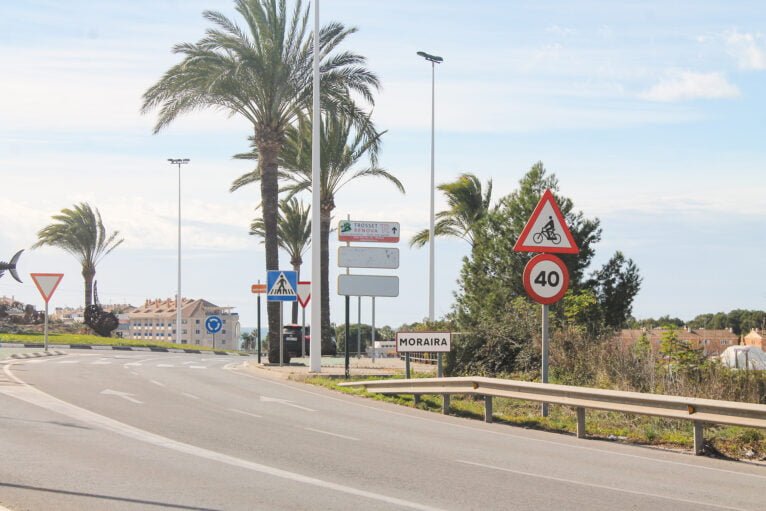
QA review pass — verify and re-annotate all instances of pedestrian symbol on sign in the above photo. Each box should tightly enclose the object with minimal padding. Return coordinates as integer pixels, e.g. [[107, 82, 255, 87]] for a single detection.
[[266, 270, 298, 302]]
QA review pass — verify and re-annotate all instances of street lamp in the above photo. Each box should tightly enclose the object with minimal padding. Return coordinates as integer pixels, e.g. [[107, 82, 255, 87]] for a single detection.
[[168, 158, 189, 344], [417, 51, 443, 323], [417, 50, 443, 375]]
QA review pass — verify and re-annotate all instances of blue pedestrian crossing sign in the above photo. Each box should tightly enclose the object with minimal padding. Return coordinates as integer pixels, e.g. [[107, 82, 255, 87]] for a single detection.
[[205, 315, 223, 334], [267, 270, 298, 302]]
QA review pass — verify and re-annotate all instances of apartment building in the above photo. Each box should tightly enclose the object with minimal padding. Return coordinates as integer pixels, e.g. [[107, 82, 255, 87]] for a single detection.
[[743, 329, 766, 350], [126, 298, 240, 349]]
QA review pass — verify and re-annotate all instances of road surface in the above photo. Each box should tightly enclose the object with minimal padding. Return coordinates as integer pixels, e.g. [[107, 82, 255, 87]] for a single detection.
[[0, 351, 762, 510]]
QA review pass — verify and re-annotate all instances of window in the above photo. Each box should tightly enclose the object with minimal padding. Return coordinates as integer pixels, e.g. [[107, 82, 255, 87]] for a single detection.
[[721, 340, 729, 346], [222, 330, 226, 334], [195, 319, 200, 324], [182, 329, 187, 334], [196, 330, 200, 334], [181, 340, 187, 344], [195, 340, 200, 345]]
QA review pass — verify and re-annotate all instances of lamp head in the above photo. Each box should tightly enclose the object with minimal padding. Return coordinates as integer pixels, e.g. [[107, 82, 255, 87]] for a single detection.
[[417, 51, 443, 63]]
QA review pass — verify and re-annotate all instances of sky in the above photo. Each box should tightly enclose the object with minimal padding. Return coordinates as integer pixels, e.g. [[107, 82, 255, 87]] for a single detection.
[[2, 0, 766, 330]]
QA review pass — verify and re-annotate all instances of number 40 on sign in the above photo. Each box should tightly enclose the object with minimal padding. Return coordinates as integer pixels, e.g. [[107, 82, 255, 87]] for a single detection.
[[523, 254, 570, 305]]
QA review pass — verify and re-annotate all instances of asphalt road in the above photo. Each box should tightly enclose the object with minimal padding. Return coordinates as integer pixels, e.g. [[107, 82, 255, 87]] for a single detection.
[[0, 351, 763, 510]]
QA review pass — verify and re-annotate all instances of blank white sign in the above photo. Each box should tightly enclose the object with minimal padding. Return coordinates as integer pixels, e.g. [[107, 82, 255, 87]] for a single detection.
[[337, 247, 399, 269], [337, 275, 399, 297]]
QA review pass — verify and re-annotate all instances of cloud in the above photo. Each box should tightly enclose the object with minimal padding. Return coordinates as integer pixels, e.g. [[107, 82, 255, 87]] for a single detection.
[[724, 30, 766, 70], [639, 71, 739, 102]]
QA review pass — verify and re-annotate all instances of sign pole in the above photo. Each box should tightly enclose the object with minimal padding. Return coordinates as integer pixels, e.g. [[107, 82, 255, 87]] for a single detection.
[[344, 295, 350, 379], [44, 301, 49, 352], [257, 290, 261, 364], [541, 303, 549, 417], [371, 297, 376, 364], [279, 302, 284, 367], [301, 305, 306, 359], [357, 297, 361, 358]]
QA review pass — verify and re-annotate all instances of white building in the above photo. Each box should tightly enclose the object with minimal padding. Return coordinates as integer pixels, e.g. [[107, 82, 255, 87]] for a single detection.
[[126, 298, 240, 349]]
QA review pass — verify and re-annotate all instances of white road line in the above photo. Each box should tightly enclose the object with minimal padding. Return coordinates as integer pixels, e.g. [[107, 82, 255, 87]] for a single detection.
[[181, 361, 195, 365], [57, 360, 79, 364], [124, 362, 142, 367], [188, 366, 207, 369], [229, 408, 262, 418], [455, 460, 749, 511], [181, 393, 200, 400], [227, 367, 766, 481], [150, 380, 165, 387], [304, 427, 359, 441], [92, 361, 112, 365], [156, 364, 175, 368], [0, 363, 443, 511]]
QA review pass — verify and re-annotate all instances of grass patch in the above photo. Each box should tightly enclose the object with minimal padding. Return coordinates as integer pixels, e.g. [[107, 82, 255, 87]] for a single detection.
[[305, 375, 766, 461], [0, 332, 240, 352]]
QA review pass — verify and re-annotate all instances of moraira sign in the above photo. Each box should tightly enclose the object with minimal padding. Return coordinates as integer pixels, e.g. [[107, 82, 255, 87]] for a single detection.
[[395, 332, 451, 353]]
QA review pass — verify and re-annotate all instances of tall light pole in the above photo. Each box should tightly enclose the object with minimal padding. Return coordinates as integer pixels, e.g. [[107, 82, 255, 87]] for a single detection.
[[417, 50, 443, 375], [309, 0, 322, 372], [168, 158, 189, 344]]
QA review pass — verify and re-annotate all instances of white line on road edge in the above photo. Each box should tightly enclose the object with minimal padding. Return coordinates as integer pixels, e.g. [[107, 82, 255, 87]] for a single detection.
[[228, 408, 262, 418], [304, 427, 359, 441], [0, 363, 444, 511], [227, 367, 766, 481], [455, 460, 750, 511], [181, 393, 200, 400], [150, 380, 165, 387]]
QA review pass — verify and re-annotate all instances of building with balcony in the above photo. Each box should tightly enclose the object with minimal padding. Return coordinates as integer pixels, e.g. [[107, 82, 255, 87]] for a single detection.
[[126, 298, 240, 349]]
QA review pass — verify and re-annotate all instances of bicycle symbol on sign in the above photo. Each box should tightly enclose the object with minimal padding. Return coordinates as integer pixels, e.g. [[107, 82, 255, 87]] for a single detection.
[[532, 216, 561, 245]]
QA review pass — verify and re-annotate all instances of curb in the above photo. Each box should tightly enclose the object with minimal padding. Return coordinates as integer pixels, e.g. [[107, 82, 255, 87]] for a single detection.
[[9, 350, 66, 359], [0, 343, 249, 356]]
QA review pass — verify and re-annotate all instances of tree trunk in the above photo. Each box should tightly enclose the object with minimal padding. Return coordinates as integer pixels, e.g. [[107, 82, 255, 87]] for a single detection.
[[257, 131, 282, 358], [82, 267, 95, 308], [320, 208, 333, 353]]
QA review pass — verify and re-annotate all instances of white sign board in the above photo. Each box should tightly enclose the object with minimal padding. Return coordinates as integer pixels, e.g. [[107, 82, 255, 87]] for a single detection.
[[337, 275, 399, 297], [338, 220, 400, 243], [30, 273, 64, 304], [396, 332, 451, 353], [338, 247, 399, 269]]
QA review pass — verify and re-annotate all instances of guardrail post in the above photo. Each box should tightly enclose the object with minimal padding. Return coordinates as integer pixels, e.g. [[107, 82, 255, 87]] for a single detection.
[[693, 421, 704, 455], [576, 407, 586, 438], [484, 395, 493, 423]]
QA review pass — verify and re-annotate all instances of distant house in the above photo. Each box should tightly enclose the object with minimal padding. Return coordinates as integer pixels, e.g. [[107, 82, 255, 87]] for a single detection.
[[126, 298, 240, 349], [743, 329, 766, 350], [619, 327, 739, 357]]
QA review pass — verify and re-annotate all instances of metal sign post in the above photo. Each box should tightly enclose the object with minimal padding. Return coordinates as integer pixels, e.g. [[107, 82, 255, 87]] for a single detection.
[[257, 292, 261, 363], [513, 189, 579, 418], [371, 297, 376, 363], [345, 296, 350, 379], [30, 273, 64, 352], [279, 302, 284, 366]]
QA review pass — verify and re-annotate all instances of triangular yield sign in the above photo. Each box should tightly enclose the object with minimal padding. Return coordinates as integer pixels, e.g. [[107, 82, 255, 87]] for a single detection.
[[30, 273, 64, 303], [297, 281, 311, 308], [267, 272, 297, 296], [513, 189, 579, 254]]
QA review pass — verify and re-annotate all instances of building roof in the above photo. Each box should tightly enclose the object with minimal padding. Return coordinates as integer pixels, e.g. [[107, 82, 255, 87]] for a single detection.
[[129, 298, 233, 319]]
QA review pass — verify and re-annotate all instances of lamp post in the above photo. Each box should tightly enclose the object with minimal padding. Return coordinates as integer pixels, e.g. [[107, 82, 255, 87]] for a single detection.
[[417, 50, 443, 374], [168, 158, 189, 344]]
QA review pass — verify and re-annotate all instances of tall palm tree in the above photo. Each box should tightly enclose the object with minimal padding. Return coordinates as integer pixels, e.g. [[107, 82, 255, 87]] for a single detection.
[[234, 111, 404, 352], [250, 197, 311, 323], [141, 0, 380, 353], [410, 173, 493, 248], [32, 203, 124, 308]]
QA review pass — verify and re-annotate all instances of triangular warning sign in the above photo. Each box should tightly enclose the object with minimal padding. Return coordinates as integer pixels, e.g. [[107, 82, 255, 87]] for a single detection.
[[30, 273, 64, 303], [297, 281, 311, 308], [268, 272, 297, 296], [513, 189, 579, 254]]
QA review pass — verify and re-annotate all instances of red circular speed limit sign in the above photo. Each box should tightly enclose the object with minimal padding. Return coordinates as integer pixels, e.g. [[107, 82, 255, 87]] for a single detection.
[[523, 254, 570, 305]]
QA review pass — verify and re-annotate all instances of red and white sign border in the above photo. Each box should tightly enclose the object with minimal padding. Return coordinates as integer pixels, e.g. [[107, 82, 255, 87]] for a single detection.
[[523, 254, 570, 305], [513, 189, 579, 254], [30, 273, 64, 304], [297, 281, 311, 308]]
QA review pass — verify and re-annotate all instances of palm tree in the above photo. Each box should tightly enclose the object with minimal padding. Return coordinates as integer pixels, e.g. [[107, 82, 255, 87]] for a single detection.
[[250, 197, 311, 323], [234, 111, 404, 352], [141, 0, 380, 354], [32, 203, 124, 308], [410, 173, 493, 248]]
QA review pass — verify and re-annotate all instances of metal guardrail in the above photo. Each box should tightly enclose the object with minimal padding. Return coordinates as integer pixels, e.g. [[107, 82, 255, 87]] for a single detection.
[[339, 376, 766, 455]]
